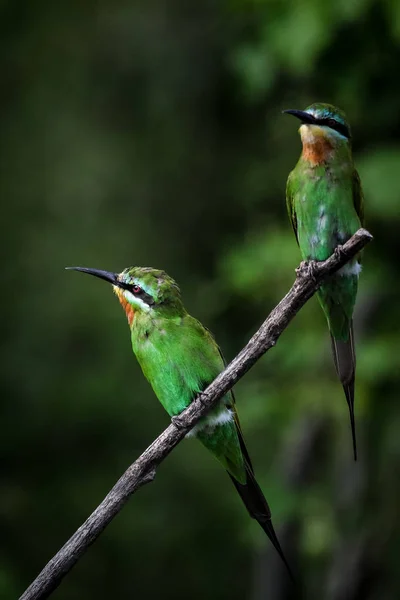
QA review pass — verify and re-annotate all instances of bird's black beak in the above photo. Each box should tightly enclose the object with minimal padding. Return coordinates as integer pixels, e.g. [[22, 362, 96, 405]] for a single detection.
[[66, 266, 120, 286], [283, 109, 317, 125]]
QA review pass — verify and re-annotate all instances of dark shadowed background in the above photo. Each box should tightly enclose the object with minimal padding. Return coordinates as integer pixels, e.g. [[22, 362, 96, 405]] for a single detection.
[[1, 1, 400, 599]]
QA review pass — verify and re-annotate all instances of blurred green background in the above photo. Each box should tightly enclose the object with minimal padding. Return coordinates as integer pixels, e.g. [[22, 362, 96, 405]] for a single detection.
[[1, 1, 400, 598]]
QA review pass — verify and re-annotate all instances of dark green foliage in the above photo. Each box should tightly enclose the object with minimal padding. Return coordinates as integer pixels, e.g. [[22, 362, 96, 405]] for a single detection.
[[1, 1, 399, 598]]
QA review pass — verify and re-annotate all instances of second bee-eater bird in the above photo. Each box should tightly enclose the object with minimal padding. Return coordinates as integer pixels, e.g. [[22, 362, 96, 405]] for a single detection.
[[67, 265, 293, 576], [284, 103, 364, 461]]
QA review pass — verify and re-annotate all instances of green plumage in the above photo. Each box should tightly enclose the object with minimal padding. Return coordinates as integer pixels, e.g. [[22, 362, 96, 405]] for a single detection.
[[287, 160, 362, 340], [68, 264, 292, 576], [132, 307, 246, 483], [284, 103, 364, 460]]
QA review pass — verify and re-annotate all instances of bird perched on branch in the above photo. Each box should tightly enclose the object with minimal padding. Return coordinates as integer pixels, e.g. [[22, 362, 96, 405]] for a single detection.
[[67, 265, 293, 577], [284, 103, 364, 460]]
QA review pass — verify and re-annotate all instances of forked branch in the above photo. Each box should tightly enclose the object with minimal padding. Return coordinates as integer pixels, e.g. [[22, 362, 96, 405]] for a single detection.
[[19, 228, 373, 600]]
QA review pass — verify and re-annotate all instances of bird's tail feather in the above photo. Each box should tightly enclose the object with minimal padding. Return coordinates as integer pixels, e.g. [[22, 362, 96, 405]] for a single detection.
[[228, 471, 294, 581], [228, 420, 294, 581], [330, 320, 357, 460]]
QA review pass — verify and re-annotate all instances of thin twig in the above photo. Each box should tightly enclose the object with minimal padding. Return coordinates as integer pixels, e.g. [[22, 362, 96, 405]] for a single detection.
[[19, 228, 373, 600]]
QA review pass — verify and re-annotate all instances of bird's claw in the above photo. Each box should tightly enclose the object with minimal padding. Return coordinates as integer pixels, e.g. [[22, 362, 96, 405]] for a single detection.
[[196, 391, 209, 407], [171, 392, 208, 430], [334, 244, 347, 261], [171, 415, 186, 430], [296, 259, 318, 283]]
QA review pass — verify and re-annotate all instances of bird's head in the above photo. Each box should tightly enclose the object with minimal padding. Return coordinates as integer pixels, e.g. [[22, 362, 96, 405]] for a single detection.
[[67, 266, 184, 326], [284, 103, 351, 158]]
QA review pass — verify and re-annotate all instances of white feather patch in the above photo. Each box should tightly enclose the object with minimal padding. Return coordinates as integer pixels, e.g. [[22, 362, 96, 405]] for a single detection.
[[206, 410, 234, 428], [318, 214, 327, 232], [299, 124, 316, 144], [338, 262, 362, 277], [186, 408, 233, 437], [123, 290, 151, 311]]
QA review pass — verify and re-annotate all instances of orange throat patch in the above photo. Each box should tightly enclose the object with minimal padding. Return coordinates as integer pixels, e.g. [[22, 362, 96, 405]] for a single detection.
[[302, 136, 333, 165], [116, 290, 135, 326]]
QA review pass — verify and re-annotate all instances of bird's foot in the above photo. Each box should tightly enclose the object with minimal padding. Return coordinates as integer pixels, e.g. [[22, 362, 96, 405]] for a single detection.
[[334, 244, 347, 261], [171, 414, 186, 430], [171, 392, 208, 430], [196, 391, 209, 407], [296, 259, 318, 283]]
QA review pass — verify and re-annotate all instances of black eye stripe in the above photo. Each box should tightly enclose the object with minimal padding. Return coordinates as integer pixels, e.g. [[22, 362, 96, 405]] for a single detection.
[[117, 281, 155, 306], [128, 284, 155, 306], [316, 117, 350, 139]]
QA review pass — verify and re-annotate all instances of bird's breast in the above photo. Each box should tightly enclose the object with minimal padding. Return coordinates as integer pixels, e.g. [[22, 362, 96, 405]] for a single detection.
[[302, 137, 334, 165], [117, 294, 135, 326]]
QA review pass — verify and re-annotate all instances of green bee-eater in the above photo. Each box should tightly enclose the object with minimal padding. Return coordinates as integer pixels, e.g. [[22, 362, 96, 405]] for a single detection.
[[284, 103, 364, 460], [68, 265, 292, 575]]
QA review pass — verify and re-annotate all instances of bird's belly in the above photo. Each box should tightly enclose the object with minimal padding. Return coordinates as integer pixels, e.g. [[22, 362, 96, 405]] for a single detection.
[[186, 405, 234, 438], [295, 180, 360, 262]]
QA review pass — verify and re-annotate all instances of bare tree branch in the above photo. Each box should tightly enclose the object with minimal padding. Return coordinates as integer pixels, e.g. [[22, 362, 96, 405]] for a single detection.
[[19, 228, 373, 600]]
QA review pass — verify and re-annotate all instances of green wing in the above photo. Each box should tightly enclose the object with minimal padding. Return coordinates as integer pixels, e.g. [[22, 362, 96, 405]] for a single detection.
[[199, 340, 291, 572], [185, 336, 250, 483], [285, 171, 298, 242], [352, 169, 364, 225], [134, 314, 224, 417], [214, 344, 254, 468]]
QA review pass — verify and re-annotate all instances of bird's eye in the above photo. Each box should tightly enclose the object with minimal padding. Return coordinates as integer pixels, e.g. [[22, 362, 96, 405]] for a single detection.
[[327, 118, 337, 128], [132, 285, 141, 294]]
